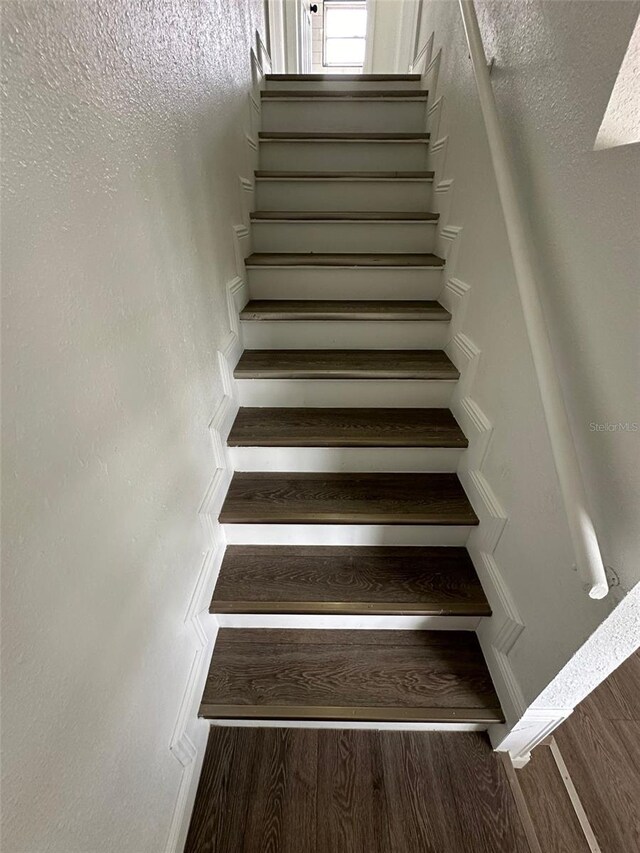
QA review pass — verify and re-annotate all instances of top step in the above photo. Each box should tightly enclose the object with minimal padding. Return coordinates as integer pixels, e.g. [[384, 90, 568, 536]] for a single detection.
[[265, 74, 423, 92], [262, 89, 428, 101]]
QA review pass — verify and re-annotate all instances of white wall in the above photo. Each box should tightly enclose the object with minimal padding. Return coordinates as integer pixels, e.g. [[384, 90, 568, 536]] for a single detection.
[[1, 1, 263, 851], [403, 0, 640, 722], [365, 0, 405, 72]]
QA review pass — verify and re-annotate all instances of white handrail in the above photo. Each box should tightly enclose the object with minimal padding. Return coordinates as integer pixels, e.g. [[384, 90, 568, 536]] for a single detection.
[[458, 0, 609, 599]]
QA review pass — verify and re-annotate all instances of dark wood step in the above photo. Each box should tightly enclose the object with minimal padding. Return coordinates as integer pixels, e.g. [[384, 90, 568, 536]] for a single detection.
[[239, 300, 449, 321], [245, 252, 445, 268], [250, 210, 439, 221], [234, 350, 458, 380], [262, 89, 428, 100], [199, 629, 502, 722], [211, 546, 490, 616], [266, 74, 422, 82], [254, 170, 434, 180], [259, 131, 430, 141], [228, 407, 467, 447], [219, 472, 478, 525]]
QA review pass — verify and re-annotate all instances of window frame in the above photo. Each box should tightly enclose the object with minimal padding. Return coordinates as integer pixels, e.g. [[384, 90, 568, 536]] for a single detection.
[[322, 0, 367, 69]]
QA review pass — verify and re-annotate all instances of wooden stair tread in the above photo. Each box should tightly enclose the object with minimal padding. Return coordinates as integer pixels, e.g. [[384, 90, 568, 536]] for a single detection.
[[200, 629, 502, 722], [239, 300, 449, 321], [219, 472, 478, 525], [250, 210, 439, 221], [245, 252, 445, 268], [211, 546, 490, 616], [228, 407, 467, 447], [255, 170, 434, 180], [259, 131, 430, 141], [265, 74, 422, 82], [234, 349, 458, 380], [262, 89, 428, 99]]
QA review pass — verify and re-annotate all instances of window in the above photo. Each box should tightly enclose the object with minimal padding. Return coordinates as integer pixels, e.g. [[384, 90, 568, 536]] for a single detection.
[[323, 1, 367, 68]]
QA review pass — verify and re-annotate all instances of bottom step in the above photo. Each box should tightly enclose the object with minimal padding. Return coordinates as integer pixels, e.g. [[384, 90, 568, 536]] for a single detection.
[[200, 629, 503, 725]]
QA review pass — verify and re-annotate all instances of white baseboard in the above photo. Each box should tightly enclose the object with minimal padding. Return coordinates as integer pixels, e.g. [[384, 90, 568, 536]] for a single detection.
[[210, 718, 488, 732], [491, 708, 573, 766], [214, 613, 482, 630]]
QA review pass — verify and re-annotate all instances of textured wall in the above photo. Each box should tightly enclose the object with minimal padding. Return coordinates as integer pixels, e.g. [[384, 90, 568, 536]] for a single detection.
[[476, 0, 640, 596], [1, 1, 263, 850], [414, 0, 639, 709]]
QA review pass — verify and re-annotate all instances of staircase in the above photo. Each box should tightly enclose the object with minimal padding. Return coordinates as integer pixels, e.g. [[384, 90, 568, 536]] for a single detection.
[[199, 73, 502, 728]]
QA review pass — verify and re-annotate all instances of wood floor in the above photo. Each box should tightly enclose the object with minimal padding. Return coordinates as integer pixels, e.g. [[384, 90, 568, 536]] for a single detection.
[[553, 649, 640, 852], [511, 649, 640, 853], [184, 729, 532, 853]]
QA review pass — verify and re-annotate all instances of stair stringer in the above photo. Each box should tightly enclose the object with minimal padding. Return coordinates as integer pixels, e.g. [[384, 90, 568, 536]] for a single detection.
[[162, 47, 261, 846], [423, 32, 575, 767]]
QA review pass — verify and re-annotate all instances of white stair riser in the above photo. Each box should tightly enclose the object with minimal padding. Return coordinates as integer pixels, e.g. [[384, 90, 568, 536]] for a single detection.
[[211, 718, 487, 731], [265, 79, 424, 92], [229, 446, 463, 473], [247, 267, 444, 300], [223, 523, 472, 546], [236, 379, 455, 408], [259, 141, 429, 171], [251, 220, 436, 253], [215, 614, 481, 630], [255, 179, 432, 212], [261, 100, 428, 133], [240, 319, 449, 349]]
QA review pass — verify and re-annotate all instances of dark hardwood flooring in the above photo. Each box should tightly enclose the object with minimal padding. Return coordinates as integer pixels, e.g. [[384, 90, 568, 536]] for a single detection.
[[199, 629, 502, 722], [227, 407, 467, 447], [210, 545, 490, 616], [233, 349, 458, 380], [245, 251, 444, 266], [551, 649, 640, 853], [219, 472, 478, 525], [185, 729, 531, 853], [239, 299, 449, 320], [516, 743, 591, 853]]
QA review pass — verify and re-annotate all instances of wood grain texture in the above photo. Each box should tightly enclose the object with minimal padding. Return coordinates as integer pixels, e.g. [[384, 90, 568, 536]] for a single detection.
[[259, 131, 430, 141], [241, 728, 317, 853], [183, 726, 259, 853], [516, 745, 591, 853], [227, 407, 467, 447], [441, 733, 533, 853], [553, 651, 640, 853], [238, 300, 449, 321], [186, 729, 532, 852], [317, 730, 390, 853], [245, 252, 444, 267], [200, 629, 501, 718], [250, 210, 439, 221], [261, 89, 428, 99], [211, 545, 490, 615], [233, 350, 457, 380], [254, 171, 434, 180], [219, 472, 478, 525]]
